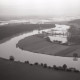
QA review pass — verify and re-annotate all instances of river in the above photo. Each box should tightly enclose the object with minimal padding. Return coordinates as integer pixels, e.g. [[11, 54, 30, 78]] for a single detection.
[[0, 29, 80, 70]]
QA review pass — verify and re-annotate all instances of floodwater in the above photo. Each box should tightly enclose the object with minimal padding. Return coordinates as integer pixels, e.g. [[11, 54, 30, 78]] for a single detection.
[[0, 29, 80, 70]]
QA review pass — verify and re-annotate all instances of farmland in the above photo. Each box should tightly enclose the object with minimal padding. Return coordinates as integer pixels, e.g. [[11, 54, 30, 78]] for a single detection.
[[0, 24, 55, 40], [17, 33, 80, 57]]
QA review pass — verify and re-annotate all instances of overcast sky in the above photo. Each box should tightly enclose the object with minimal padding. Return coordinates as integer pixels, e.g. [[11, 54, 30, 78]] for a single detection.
[[0, 0, 80, 17]]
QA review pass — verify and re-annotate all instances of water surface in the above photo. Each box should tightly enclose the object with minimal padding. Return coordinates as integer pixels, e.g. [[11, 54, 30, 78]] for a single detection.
[[0, 29, 80, 70]]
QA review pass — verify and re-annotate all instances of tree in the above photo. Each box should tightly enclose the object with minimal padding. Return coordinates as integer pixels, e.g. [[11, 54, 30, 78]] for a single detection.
[[43, 64, 47, 68], [53, 65, 57, 69], [34, 62, 38, 65], [73, 53, 78, 61], [73, 53, 78, 57], [24, 61, 29, 64], [62, 64, 67, 70], [41, 63, 43, 66], [9, 56, 14, 61]]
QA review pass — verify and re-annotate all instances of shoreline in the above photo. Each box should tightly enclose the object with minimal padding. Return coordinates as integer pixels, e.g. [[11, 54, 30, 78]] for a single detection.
[[0, 28, 80, 70], [17, 33, 80, 58], [0, 31, 29, 44]]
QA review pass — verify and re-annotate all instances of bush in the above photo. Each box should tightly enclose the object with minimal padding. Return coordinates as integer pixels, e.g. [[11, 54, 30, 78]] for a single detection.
[[62, 64, 67, 70], [66, 68, 72, 72], [34, 62, 38, 65], [9, 56, 14, 61], [74, 70, 80, 73], [53, 65, 57, 69], [43, 64, 47, 68], [41, 63, 44, 66], [48, 66, 52, 69], [24, 61, 29, 64], [69, 68, 76, 72], [30, 64, 33, 66], [57, 66, 64, 71]]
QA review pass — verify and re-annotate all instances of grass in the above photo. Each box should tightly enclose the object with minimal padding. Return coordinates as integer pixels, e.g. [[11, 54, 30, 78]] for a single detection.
[[17, 34, 70, 56], [0, 58, 80, 80], [0, 24, 54, 40], [17, 34, 80, 57], [55, 45, 80, 57]]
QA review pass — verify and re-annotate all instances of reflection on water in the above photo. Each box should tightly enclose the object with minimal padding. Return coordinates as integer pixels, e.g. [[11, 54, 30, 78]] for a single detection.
[[0, 29, 80, 70]]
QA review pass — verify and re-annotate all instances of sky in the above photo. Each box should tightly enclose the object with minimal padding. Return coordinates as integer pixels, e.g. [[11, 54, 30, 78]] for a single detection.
[[0, 0, 80, 17]]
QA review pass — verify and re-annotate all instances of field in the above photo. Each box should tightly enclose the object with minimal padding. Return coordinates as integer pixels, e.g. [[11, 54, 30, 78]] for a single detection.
[[0, 58, 80, 80], [0, 24, 54, 40], [17, 34, 80, 57]]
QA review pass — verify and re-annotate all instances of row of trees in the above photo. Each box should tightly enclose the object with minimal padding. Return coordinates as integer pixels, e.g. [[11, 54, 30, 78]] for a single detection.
[[9, 56, 79, 73], [25, 61, 79, 73]]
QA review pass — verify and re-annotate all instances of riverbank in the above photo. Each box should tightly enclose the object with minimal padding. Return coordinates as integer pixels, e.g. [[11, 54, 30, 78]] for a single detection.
[[17, 33, 80, 57], [0, 24, 54, 40], [0, 58, 80, 80], [0, 29, 80, 70]]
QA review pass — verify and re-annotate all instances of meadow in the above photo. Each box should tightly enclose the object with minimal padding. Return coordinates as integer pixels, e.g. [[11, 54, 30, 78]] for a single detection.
[[0, 58, 80, 80], [0, 24, 54, 40]]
